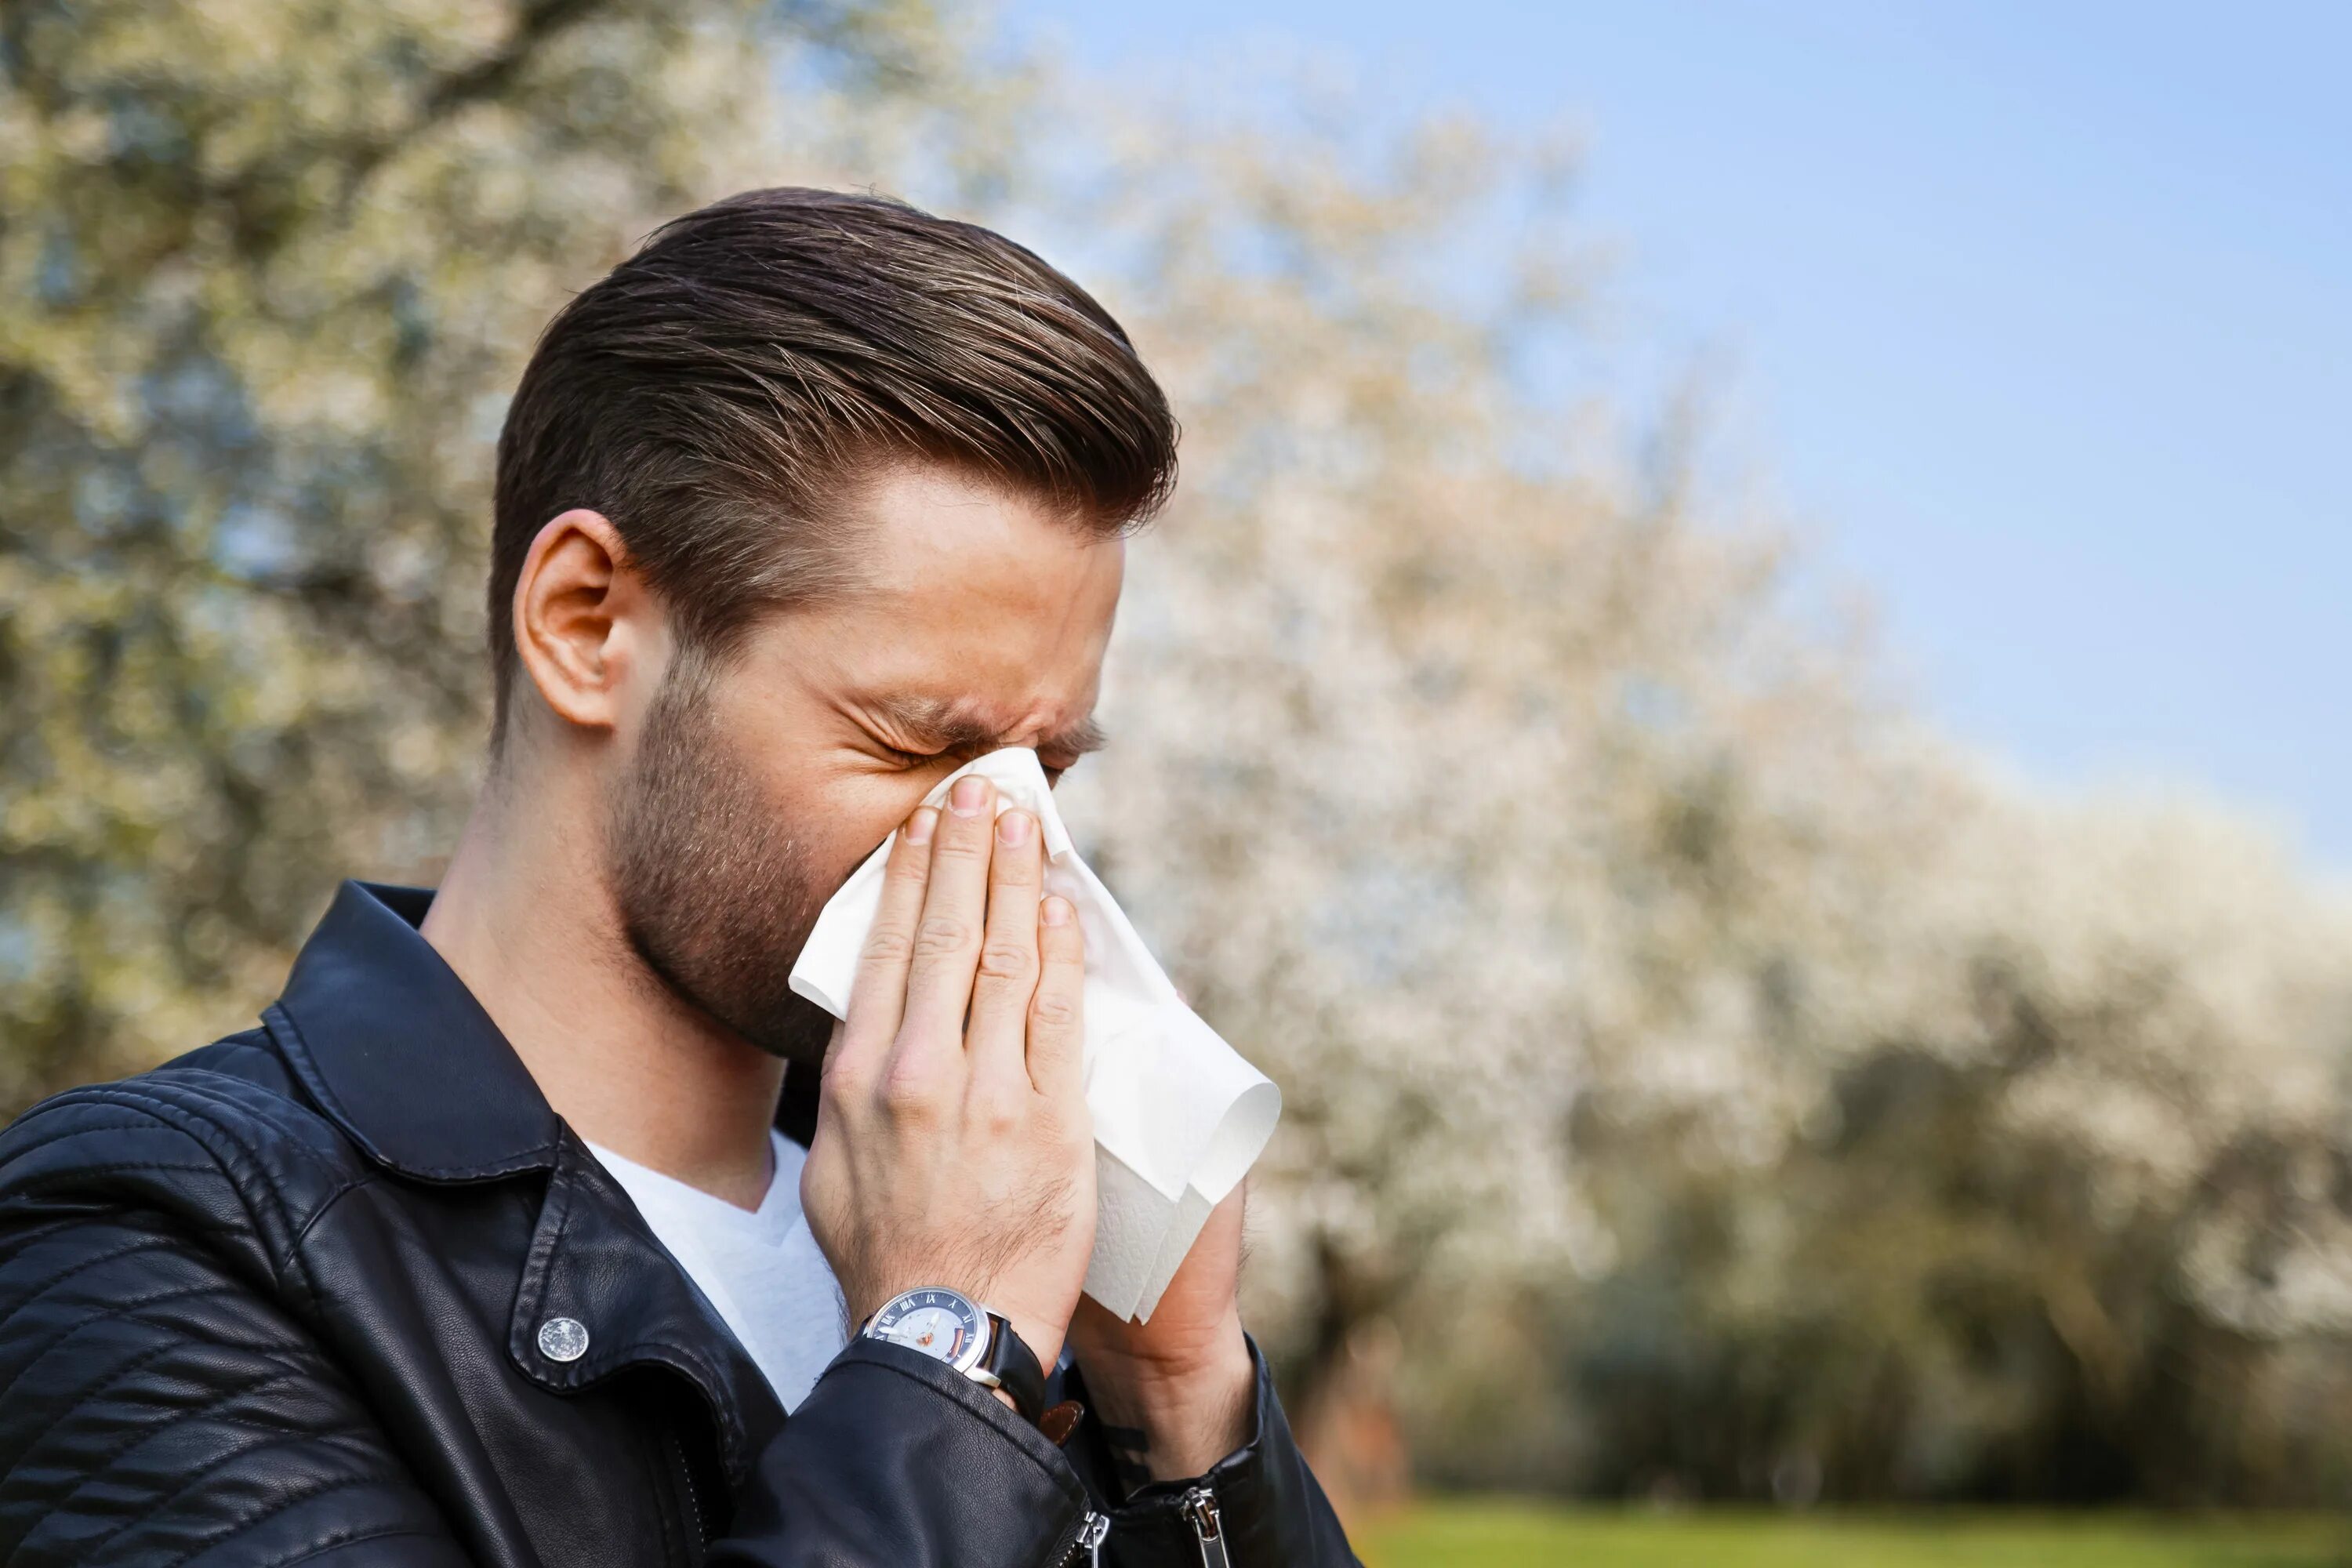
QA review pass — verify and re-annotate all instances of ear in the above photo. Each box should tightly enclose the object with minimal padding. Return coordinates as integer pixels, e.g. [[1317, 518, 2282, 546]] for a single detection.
[[510, 509, 658, 734]]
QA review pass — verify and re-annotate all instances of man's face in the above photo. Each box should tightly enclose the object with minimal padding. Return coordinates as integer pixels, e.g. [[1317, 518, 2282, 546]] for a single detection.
[[604, 465, 1125, 1065]]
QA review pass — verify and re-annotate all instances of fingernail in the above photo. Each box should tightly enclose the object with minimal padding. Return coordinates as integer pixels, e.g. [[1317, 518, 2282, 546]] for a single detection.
[[949, 776, 989, 816], [997, 810, 1032, 847], [906, 808, 937, 845], [1041, 895, 1072, 927]]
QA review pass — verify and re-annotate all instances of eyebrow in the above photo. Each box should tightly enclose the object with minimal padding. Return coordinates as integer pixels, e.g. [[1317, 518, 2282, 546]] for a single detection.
[[868, 695, 1107, 760]]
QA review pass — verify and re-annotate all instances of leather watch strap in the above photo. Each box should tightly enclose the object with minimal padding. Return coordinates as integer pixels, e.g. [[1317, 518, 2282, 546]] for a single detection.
[[982, 1312, 1049, 1424]]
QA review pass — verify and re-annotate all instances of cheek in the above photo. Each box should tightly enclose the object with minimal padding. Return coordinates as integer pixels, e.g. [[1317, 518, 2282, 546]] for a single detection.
[[776, 763, 951, 898], [695, 697, 916, 895], [693, 644, 949, 891], [829, 770, 952, 858]]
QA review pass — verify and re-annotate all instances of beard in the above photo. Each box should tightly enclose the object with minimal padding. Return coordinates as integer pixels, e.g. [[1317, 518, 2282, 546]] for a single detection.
[[605, 657, 840, 1065]]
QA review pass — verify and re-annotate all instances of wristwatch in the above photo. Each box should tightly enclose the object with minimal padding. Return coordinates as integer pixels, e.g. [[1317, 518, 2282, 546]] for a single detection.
[[859, 1287, 1048, 1423]]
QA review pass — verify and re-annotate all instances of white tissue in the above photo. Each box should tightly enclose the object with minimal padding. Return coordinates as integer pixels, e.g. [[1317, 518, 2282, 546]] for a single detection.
[[789, 748, 1281, 1322]]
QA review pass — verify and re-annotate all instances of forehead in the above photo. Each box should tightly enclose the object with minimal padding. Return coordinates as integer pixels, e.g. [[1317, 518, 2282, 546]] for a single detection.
[[771, 466, 1127, 730]]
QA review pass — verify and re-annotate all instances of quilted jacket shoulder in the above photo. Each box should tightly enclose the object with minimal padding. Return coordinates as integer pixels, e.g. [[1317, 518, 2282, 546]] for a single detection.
[[0, 1035, 465, 1567], [2, 1029, 372, 1270]]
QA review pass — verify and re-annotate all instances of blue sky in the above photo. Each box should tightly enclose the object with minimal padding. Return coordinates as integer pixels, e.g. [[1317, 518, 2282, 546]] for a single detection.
[[1000, 1, 2350, 869]]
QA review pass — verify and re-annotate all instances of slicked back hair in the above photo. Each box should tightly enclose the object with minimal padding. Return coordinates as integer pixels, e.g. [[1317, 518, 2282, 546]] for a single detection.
[[488, 187, 1178, 737]]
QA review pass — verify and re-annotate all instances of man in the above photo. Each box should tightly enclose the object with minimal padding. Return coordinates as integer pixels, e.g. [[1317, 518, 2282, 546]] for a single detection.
[[0, 189, 1355, 1566]]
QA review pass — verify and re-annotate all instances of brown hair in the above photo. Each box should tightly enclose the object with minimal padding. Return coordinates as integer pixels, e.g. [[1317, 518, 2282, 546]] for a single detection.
[[488, 187, 1178, 734]]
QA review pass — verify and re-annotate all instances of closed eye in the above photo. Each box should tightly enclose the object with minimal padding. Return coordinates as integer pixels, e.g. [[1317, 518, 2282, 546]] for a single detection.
[[871, 739, 991, 775], [864, 722, 1095, 782]]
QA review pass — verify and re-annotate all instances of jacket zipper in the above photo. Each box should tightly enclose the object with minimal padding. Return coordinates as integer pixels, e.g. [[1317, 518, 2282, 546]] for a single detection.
[[1052, 1508, 1109, 1566], [1181, 1486, 1230, 1568]]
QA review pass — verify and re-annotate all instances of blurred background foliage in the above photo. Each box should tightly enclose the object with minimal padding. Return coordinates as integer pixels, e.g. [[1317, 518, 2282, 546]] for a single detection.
[[5, 0, 2350, 1521]]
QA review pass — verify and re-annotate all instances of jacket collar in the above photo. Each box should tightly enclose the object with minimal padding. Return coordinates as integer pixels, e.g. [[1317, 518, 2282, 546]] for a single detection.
[[267, 880, 566, 1181], [263, 879, 788, 1482], [268, 880, 820, 1180]]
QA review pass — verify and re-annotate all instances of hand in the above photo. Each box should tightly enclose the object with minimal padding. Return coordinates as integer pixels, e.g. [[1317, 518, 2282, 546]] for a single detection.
[[801, 775, 1096, 1374], [1065, 1185, 1255, 1487]]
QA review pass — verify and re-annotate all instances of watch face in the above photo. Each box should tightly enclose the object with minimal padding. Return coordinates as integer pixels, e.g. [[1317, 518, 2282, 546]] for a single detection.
[[869, 1289, 987, 1373]]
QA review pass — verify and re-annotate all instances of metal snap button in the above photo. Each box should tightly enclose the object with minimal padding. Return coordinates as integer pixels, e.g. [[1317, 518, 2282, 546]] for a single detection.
[[538, 1316, 590, 1363]]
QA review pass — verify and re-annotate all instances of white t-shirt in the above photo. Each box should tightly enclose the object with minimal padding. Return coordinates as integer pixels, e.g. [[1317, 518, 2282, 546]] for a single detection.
[[586, 1131, 848, 1412]]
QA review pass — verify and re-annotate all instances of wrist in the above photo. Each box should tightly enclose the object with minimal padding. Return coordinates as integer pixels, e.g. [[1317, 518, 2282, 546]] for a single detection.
[[996, 1308, 1065, 1383], [1083, 1303, 1247, 1390], [851, 1281, 1069, 1422], [1078, 1315, 1254, 1485], [849, 1284, 1067, 1373]]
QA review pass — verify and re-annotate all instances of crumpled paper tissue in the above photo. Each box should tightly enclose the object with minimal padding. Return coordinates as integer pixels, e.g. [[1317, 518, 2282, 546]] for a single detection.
[[789, 747, 1281, 1322]]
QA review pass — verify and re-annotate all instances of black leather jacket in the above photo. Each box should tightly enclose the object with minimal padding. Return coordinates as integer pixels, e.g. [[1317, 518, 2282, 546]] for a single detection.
[[0, 881, 1355, 1567]]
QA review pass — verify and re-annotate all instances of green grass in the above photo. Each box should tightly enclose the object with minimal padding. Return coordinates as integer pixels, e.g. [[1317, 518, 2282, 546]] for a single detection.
[[1358, 1501, 2352, 1567]]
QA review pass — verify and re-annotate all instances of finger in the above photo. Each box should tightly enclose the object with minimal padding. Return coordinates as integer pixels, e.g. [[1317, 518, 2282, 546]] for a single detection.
[[834, 807, 937, 1080], [897, 772, 996, 1054], [1025, 894, 1087, 1100], [966, 807, 1044, 1087]]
